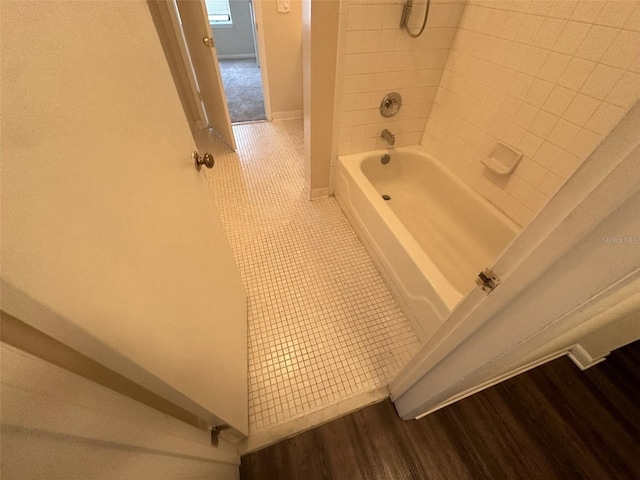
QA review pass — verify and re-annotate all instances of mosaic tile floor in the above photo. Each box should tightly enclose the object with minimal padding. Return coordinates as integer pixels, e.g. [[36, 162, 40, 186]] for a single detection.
[[205, 119, 420, 434]]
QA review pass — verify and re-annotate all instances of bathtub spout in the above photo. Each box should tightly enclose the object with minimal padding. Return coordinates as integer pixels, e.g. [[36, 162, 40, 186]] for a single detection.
[[381, 129, 395, 146]]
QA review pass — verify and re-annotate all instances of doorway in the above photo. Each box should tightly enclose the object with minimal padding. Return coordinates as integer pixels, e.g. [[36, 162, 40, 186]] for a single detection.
[[205, 0, 266, 123]]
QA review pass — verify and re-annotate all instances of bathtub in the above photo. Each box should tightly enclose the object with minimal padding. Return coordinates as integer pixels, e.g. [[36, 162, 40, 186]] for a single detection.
[[335, 146, 520, 342]]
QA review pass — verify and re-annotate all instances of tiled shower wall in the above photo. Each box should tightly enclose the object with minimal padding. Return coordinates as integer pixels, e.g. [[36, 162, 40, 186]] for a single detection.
[[330, 0, 465, 186], [422, 0, 640, 227]]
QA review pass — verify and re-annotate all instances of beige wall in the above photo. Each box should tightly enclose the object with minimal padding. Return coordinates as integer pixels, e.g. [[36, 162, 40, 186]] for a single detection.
[[330, 0, 465, 191], [304, 0, 341, 195], [422, 0, 640, 227], [212, 0, 257, 58], [261, 0, 304, 116]]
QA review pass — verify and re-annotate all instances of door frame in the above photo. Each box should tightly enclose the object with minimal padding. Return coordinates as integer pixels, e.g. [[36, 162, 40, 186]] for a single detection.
[[155, 0, 272, 123], [251, 0, 272, 120], [147, 0, 208, 135], [391, 101, 640, 419], [149, 0, 240, 147]]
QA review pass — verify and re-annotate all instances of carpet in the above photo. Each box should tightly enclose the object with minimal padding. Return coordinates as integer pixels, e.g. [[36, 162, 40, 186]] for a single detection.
[[218, 58, 266, 123]]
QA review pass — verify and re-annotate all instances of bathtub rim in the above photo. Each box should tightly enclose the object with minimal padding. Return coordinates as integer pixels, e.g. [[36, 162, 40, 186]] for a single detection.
[[337, 145, 521, 312], [337, 146, 461, 313]]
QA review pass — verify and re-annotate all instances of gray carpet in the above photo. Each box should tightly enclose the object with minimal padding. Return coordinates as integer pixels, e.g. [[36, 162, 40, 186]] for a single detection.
[[218, 58, 266, 123]]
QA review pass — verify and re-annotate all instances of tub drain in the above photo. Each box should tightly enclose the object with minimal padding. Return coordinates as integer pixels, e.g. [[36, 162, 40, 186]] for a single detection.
[[382, 194, 391, 201]]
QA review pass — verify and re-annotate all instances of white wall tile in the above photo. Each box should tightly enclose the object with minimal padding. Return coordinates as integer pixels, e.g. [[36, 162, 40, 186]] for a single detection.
[[525, 78, 554, 106], [625, 4, 640, 31], [534, 17, 567, 49], [547, 118, 580, 149], [554, 21, 591, 55], [518, 131, 544, 158], [347, 5, 367, 31], [364, 4, 384, 30], [345, 31, 364, 54], [500, 193, 523, 218], [509, 73, 535, 100], [549, 1, 579, 20], [552, 150, 582, 178], [562, 93, 601, 126], [534, 141, 564, 169], [557, 57, 596, 90], [529, 1, 554, 17], [335, 0, 640, 228], [518, 157, 547, 186], [418, 0, 640, 227], [538, 171, 565, 196], [524, 189, 550, 212], [600, 30, 640, 70], [571, 0, 606, 23], [521, 47, 551, 76], [517, 14, 546, 44], [580, 63, 624, 99], [542, 85, 576, 116], [377, 30, 396, 52], [596, 0, 639, 28], [362, 30, 382, 53], [513, 205, 536, 226], [575, 25, 619, 62], [530, 109, 559, 137], [606, 72, 640, 108], [504, 123, 526, 145], [567, 128, 602, 158], [513, 102, 539, 130], [584, 102, 625, 135], [332, 0, 464, 165], [539, 52, 571, 82], [381, 4, 403, 30]]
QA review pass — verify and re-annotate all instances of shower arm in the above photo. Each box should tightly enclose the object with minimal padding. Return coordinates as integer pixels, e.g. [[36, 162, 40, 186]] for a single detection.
[[399, 0, 430, 39]]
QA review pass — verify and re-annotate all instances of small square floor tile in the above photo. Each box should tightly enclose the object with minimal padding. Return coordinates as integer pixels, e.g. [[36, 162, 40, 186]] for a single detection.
[[206, 119, 420, 434]]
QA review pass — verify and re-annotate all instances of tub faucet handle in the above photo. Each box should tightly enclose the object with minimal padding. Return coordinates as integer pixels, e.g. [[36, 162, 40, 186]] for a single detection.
[[381, 129, 396, 146]]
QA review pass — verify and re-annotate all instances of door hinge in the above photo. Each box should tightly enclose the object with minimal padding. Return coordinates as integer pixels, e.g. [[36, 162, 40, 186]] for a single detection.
[[203, 36, 215, 48], [210, 424, 230, 447], [476, 268, 501, 294]]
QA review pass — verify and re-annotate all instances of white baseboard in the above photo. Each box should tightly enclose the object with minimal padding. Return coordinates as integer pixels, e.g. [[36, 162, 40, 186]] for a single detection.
[[239, 386, 389, 455], [309, 187, 329, 199], [568, 344, 608, 370], [217, 54, 256, 60], [414, 349, 569, 420], [413, 344, 611, 420], [272, 110, 303, 120]]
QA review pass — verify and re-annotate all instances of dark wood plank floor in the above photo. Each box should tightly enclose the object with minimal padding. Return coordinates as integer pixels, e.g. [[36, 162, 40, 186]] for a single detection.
[[241, 341, 640, 480]]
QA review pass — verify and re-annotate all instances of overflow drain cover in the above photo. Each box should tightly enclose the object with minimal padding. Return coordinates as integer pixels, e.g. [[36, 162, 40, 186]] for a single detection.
[[382, 194, 391, 201]]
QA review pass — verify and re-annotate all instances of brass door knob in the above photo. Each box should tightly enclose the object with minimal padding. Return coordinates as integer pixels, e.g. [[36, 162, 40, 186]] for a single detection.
[[193, 151, 214, 171]]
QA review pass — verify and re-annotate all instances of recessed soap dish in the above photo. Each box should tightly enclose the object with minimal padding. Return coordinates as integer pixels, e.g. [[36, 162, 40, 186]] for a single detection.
[[481, 142, 523, 175]]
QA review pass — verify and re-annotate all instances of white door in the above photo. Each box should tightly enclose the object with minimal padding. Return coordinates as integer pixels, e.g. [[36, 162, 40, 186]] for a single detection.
[[1, 0, 247, 436], [176, 0, 237, 149]]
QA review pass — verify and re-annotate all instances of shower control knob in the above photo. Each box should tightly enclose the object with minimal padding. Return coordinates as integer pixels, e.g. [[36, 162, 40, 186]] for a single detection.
[[380, 92, 402, 117], [193, 151, 215, 171]]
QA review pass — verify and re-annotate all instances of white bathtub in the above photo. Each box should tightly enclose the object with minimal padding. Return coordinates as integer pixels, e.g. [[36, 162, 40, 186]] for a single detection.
[[335, 146, 520, 341]]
